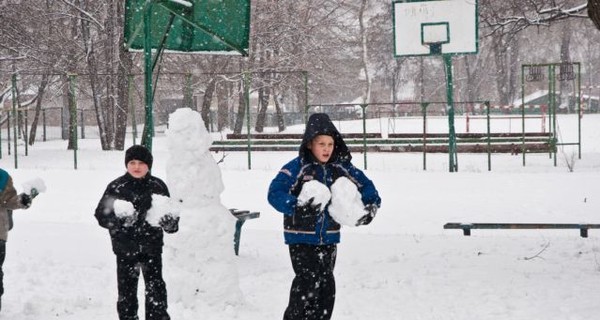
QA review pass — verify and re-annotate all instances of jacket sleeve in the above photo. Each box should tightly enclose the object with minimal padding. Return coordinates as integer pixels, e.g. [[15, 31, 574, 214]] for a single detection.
[[0, 177, 28, 211], [94, 185, 121, 230], [267, 159, 300, 216], [346, 162, 381, 207]]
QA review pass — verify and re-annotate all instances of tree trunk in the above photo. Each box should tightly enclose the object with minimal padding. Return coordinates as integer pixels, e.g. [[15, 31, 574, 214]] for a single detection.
[[254, 86, 269, 133], [216, 80, 230, 131], [28, 74, 48, 145], [273, 87, 285, 132], [589, 0, 600, 30], [115, 0, 131, 150], [234, 79, 246, 134], [201, 77, 216, 131], [80, 4, 109, 150]]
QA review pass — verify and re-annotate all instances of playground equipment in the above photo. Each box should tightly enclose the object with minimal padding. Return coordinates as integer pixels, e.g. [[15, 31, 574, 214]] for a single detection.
[[393, 0, 479, 172]]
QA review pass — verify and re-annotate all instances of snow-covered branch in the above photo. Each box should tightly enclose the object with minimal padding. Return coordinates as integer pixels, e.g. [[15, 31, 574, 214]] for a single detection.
[[59, 0, 104, 30], [483, 2, 588, 37]]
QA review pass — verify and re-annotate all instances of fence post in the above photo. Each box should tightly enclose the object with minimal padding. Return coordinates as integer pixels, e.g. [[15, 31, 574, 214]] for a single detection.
[[485, 101, 491, 171], [421, 102, 428, 171], [244, 71, 252, 170], [361, 104, 368, 170], [11, 73, 18, 169]]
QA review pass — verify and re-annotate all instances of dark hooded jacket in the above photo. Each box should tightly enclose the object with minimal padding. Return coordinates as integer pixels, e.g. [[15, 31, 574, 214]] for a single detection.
[[268, 113, 381, 245], [94, 172, 170, 256]]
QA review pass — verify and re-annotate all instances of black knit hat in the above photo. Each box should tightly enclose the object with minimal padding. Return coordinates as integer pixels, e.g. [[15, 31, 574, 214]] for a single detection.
[[125, 145, 153, 169]]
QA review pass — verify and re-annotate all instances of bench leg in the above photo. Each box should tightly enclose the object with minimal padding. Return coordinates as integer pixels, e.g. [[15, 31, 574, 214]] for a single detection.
[[234, 220, 246, 256], [462, 228, 471, 236], [580, 228, 588, 238]]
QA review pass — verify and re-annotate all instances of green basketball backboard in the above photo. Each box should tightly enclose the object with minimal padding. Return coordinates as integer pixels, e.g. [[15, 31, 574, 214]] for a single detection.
[[124, 0, 250, 55]]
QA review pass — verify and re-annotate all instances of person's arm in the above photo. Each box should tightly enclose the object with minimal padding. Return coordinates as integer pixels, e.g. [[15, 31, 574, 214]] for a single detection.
[[267, 159, 300, 216], [94, 186, 121, 230], [347, 163, 381, 207], [0, 177, 31, 210]]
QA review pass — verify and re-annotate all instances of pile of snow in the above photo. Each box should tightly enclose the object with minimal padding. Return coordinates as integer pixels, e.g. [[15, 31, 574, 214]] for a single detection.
[[328, 177, 366, 226]]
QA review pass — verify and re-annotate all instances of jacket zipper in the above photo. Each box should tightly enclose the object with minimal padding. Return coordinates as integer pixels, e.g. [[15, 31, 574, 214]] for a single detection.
[[319, 164, 327, 245]]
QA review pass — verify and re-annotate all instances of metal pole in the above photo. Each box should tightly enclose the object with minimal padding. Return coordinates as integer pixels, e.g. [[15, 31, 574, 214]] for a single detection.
[[443, 54, 457, 172], [143, 2, 154, 151], [245, 72, 252, 170], [486, 101, 491, 171], [361, 104, 367, 170], [422, 102, 428, 171], [521, 64, 526, 166], [577, 62, 581, 159], [11, 74, 18, 169], [551, 65, 557, 166]]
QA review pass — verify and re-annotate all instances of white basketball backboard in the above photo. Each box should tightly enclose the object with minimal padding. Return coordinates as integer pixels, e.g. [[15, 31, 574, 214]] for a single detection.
[[393, 0, 478, 57]]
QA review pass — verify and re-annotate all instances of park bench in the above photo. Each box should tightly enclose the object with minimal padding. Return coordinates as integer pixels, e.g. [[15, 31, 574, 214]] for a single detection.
[[210, 133, 384, 152], [443, 222, 600, 238], [229, 208, 260, 255], [385, 132, 554, 154], [210, 132, 555, 154]]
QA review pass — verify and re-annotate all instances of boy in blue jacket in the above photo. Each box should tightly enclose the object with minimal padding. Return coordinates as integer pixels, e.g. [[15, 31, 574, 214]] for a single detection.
[[268, 113, 381, 320]]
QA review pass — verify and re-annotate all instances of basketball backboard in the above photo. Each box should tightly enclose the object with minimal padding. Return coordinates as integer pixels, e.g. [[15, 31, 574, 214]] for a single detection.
[[124, 0, 250, 55], [393, 0, 478, 57]]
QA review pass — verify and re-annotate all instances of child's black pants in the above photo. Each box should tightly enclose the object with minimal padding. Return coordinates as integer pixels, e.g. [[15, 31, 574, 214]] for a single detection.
[[116, 253, 170, 320], [284, 243, 337, 320]]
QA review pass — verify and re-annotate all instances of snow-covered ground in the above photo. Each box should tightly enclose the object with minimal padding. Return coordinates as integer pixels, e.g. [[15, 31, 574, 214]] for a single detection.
[[0, 113, 599, 319]]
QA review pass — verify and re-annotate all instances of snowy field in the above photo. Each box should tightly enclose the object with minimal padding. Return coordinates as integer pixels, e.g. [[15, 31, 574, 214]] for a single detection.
[[0, 113, 599, 319]]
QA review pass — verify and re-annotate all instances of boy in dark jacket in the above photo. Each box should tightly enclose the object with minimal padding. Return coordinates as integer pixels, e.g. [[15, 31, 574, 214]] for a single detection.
[[0, 169, 32, 311], [268, 113, 381, 320], [95, 145, 179, 320]]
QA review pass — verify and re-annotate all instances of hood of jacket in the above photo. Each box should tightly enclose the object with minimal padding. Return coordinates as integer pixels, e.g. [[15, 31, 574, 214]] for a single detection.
[[0, 169, 9, 193], [299, 113, 351, 163]]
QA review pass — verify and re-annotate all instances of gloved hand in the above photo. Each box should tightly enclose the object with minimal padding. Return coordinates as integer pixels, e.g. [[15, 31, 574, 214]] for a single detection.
[[295, 197, 322, 218], [159, 214, 180, 234], [121, 214, 137, 228], [20, 193, 32, 208], [356, 203, 378, 226]]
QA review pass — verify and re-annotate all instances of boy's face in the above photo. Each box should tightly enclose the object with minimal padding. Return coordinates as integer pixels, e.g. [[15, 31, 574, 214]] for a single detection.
[[127, 160, 149, 179], [308, 135, 334, 164]]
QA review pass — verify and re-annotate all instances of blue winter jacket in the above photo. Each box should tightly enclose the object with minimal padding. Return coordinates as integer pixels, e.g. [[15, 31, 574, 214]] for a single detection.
[[267, 113, 381, 245]]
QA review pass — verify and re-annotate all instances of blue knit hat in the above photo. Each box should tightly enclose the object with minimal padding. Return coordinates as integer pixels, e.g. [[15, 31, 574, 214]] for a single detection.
[[0, 168, 9, 193]]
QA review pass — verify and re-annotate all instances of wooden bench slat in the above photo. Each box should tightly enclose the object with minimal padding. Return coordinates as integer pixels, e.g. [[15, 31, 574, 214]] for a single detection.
[[210, 132, 555, 154]]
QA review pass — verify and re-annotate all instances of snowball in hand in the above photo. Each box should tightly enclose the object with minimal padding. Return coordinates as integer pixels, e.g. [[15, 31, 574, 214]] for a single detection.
[[22, 178, 47, 197], [113, 199, 135, 218], [298, 180, 331, 210], [146, 194, 181, 227], [328, 177, 366, 227]]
